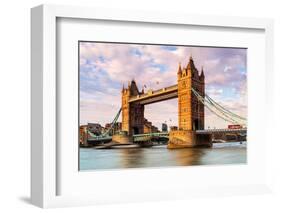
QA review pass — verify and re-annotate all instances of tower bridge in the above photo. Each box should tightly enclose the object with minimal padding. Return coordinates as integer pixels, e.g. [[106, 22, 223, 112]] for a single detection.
[[83, 56, 247, 149], [122, 56, 205, 135], [121, 56, 208, 148]]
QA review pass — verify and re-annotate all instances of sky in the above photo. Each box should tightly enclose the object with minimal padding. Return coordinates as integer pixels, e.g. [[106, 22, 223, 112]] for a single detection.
[[79, 42, 247, 129]]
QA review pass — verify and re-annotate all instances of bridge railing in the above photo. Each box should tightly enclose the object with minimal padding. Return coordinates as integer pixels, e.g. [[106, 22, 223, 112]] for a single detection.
[[196, 128, 247, 133], [133, 132, 169, 137]]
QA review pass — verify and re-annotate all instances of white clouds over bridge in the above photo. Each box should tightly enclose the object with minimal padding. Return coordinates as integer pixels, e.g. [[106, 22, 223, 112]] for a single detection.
[[79, 42, 247, 129]]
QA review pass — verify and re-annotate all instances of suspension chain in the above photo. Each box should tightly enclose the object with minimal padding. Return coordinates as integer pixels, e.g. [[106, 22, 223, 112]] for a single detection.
[[191, 88, 246, 126]]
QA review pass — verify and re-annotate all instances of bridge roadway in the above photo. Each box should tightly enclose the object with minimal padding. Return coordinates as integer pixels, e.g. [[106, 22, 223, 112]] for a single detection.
[[133, 128, 247, 136], [195, 128, 247, 134], [128, 84, 178, 105], [133, 132, 169, 142], [87, 128, 247, 142]]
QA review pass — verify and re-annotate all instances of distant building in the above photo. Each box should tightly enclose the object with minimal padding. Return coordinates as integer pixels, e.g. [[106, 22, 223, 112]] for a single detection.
[[104, 122, 122, 135], [162, 123, 168, 132], [114, 122, 122, 132], [170, 126, 178, 131], [143, 118, 159, 134], [104, 123, 111, 129], [88, 123, 103, 135]]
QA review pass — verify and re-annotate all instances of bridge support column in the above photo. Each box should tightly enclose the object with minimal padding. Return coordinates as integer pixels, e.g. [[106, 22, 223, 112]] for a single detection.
[[168, 130, 212, 149], [112, 131, 133, 144]]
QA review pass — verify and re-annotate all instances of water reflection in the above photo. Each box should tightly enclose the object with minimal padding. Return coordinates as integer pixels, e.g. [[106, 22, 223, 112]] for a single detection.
[[170, 148, 205, 166], [120, 148, 145, 168], [79, 142, 247, 171]]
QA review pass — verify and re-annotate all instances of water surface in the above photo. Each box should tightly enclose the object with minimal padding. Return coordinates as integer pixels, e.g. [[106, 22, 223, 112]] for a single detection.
[[79, 142, 247, 171]]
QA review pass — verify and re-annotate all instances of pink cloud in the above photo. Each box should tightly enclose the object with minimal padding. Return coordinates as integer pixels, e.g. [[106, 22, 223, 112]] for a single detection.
[[79, 42, 247, 129]]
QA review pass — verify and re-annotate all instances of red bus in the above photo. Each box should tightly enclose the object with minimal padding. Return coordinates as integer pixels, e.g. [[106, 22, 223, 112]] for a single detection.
[[228, 124, 242, 129]]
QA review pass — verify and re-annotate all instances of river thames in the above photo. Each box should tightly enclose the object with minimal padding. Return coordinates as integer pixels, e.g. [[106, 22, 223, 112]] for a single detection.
[[79, 142, 246, 170]]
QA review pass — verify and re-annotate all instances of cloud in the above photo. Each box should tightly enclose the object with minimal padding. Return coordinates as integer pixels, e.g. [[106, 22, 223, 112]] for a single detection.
[[79, 42, 247, 129]]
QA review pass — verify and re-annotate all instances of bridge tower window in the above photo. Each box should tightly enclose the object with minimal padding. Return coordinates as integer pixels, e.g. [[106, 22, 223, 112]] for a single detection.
[[193, 119, 199, 130]]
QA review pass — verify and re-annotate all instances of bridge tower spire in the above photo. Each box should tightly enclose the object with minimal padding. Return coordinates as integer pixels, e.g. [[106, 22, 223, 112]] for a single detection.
[[177, 62, 182, 77], [200, 66, 205, 80]]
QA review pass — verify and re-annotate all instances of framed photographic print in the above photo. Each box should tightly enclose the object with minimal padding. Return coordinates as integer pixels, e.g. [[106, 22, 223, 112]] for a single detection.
[[78, 41, 247, 171], [31, 4, 274, 208]]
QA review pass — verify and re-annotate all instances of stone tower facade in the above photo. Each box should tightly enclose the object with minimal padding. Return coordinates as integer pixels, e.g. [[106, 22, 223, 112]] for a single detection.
[[121, 80, 144, 135], [177, 56, 205, 131]]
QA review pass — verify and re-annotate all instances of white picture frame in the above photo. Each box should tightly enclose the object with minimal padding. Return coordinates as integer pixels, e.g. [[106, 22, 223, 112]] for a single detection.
[[31, 4, 274, 208]]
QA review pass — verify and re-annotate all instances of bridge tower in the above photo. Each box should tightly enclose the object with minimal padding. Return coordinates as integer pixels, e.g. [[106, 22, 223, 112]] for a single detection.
[[177, 56, 205, 131], [121, 80, 144, 136], [168, 56, 211, 148]]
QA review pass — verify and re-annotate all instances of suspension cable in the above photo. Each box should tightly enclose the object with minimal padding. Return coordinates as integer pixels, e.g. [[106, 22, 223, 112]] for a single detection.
[[192, 88, 241, 124], [101, 107, 122, 137], [191, 88, 246, 125], [87, 107, 122, 138], [205, 94, 246, 121]]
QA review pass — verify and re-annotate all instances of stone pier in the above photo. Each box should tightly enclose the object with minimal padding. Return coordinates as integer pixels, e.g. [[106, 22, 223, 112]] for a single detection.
[[112, 131, 132, 144], [168, 130, 212, 148]]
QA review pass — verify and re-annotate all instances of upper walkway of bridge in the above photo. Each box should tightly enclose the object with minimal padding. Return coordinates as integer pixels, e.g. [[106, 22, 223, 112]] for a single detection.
[[128, 84, 178, 105]]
